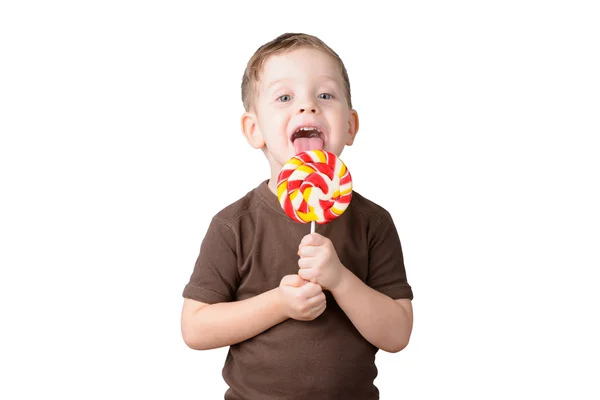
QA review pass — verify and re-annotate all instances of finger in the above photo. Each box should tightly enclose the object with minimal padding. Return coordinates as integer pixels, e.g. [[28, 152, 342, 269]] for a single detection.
[[299, 233, 312, 247], [298, 245, 318, 258], [300, 281, 322, 297], [281, 274, 306, 287], [300, 232, 325, 247], [298, 267, 312, 281], [298, 257, 313, 269], [307, 291, 326, 307], [310, 300, 327, 317]]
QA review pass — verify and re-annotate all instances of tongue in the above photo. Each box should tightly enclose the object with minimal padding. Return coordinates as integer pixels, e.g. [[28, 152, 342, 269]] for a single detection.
[[294, 137, 324, 154]]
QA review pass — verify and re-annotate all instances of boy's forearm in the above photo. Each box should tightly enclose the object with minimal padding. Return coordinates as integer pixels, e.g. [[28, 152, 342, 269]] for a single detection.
[[184, 288, 288, 350], [331, 268, 413, 353]]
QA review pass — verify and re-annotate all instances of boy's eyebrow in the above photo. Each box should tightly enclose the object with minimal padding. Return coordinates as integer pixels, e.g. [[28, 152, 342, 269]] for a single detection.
[[267, 79, 289, 90], [318, 75, 343, 86], [267, 76, 342, 90]]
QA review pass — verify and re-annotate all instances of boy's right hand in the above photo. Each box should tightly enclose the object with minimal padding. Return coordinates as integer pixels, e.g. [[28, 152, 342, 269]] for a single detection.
[[278, 274, 326, 321]]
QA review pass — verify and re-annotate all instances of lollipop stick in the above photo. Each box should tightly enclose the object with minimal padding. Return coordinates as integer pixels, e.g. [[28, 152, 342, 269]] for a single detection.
[[310, 221, 315, 234]]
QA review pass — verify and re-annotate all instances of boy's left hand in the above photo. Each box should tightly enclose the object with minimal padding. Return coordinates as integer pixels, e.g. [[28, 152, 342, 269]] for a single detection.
[[297, 233, 346, 291]]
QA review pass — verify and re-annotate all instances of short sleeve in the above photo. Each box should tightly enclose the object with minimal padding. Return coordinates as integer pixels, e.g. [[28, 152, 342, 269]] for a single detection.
[[366, 215, 413, 300], [182, 216, 240, 304]]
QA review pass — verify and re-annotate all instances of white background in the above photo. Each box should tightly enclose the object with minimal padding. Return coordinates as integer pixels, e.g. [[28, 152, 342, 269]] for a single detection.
[[1, 1, 599, 399]]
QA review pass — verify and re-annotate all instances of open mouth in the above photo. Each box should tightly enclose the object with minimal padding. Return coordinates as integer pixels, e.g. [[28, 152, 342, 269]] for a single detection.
[[291, 126, 324, 154]]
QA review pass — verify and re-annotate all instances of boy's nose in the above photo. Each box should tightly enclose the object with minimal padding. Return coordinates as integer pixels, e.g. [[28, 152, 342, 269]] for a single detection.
[[297, 97, 319, 114]]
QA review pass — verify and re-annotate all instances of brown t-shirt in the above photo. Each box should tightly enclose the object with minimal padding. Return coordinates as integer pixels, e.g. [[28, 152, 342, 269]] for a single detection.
[[183, 180, 413, 400]]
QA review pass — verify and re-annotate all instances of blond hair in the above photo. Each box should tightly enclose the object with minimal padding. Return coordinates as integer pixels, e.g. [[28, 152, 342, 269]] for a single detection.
[[241, 33, 352, 111]]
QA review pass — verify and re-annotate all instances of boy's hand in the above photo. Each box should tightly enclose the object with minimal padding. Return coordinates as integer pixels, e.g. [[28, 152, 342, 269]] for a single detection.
[[297, 233, 346, 291], [278, 274, 326, 321]]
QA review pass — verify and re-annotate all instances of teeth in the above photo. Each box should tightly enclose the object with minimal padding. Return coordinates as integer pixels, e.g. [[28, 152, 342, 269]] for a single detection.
[[295, 126, 322, 133], [291, 126, 323, 142]]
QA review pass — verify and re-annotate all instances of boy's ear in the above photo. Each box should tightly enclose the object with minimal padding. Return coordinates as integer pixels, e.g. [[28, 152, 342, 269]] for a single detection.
[[241, 111, 265, 149], [345, 109, 359, 146]]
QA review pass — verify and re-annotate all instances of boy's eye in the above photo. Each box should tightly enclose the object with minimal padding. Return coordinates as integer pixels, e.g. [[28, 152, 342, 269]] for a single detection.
[[277, 94, 292, 102], [318, 93, 333, 100]]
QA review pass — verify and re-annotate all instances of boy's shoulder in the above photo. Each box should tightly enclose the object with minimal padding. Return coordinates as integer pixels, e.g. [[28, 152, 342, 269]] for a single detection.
[[210, 182, 267, 226], [347, 190, 395, 225]]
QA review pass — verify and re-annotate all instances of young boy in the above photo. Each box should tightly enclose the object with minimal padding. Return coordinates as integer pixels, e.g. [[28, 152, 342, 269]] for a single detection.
[[181, 33, 414, 399]]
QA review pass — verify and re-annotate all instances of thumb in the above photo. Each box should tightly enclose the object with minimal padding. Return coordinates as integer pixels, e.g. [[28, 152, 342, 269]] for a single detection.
[[300, 232, 324, 247], [280, 274, 307, 288]]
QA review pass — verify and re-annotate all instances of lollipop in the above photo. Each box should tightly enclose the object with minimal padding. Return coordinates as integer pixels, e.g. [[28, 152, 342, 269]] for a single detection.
[[277, 150, 352, 232]]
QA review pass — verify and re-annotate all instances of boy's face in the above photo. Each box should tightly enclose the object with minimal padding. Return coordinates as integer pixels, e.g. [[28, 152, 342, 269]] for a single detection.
[[242, 47, 359, 176]]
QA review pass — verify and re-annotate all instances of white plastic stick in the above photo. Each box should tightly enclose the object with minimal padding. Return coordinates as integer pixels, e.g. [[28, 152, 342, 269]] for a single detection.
[[310, 221, 315, 234]]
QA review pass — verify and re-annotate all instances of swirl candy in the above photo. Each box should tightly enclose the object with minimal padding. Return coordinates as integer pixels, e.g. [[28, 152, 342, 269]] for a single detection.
[[277, 150, 352, 227]]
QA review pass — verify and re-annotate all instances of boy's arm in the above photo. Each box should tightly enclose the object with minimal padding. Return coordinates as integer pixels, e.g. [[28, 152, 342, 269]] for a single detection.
[[297, 215, 414, 354], [182, 274, 327, 350], [181, 288, 287, 350], [330, 269, 413, 353], [182, 217, 293, 350]]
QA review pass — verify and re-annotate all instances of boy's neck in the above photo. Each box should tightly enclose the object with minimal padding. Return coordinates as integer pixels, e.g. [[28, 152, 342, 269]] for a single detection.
[[264, 151, 283, 196], [267, 176, 278, 196]]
